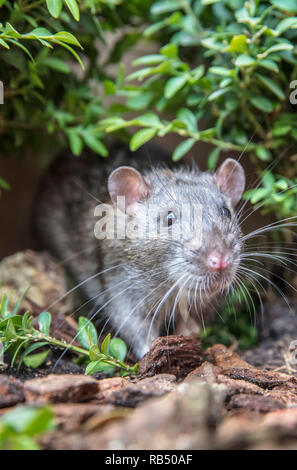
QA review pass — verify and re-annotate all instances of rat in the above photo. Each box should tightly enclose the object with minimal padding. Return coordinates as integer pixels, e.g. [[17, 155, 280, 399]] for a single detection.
[[35, 143, 245, 358]]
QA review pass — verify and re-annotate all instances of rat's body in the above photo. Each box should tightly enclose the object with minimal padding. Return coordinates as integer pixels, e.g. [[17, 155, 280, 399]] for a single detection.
[[35, 144, 245, 358]]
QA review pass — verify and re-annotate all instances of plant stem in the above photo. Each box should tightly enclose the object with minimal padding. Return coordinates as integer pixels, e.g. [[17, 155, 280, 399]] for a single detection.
[[19, 329, 135, 373]]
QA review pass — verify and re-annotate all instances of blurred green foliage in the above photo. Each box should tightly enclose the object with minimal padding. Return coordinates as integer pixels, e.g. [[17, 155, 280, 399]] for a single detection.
[[201, 287, 259, 350], [0, 405, 55, 450]]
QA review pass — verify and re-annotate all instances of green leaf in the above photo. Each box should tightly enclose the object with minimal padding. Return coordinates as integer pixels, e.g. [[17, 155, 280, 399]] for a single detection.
[[0, 38, 10, 49], [208, 87, 231, 101], [18, 342, 49, 371], [272, 124, 292, 136], [250, 96, 274, 113], [101, 334, 111, 355], [160, 43, 178, 58], [235, 55, 256, 67], [38, 312, 51, 336], [255, 147, 272, 161], [276, 17, 297, 34], [164, 76, 188, 99], [0, 177, 11, 190], [10, 340, 28, 368], [5, 319, 16, 340], [77, 317, 98, 350], [151, 0, 182, 15], [83, 134, 108, 157], [271, 0, 297, 13], [85, 360, 115, 376], [64, 0, 80, 21], [25, 27, 52, 38], [132, 54, 165, 66], [177, 108, 197, 133], [109, 338, 127, 361], [68, 130, 83, 156], [127, 92, 153, 110], [256, 74, 285, 100], [0, 315, 23, 330], [262, 172, 275, 189], [137, 113, 161, 127], [130, 128, 157, 151], [89, 345, 102, 361], [201, 38, 225, 51], [172, 138, 195, 161], [275, 179, 289, 190], [257, 43, 293, 59], [2, 406, 55, 435], [258, 59, 279, 73], [104, 80, 116, 95], [227, 35, 247, 53], [209, 66, 233, 77], [4, 23, 21, 38], [23, 350, 50, 369], [43, 57, 70, 73], [53, 32, 82, 48], [207, 147, 220, 170], [46, 0, 63, 18], [250, 188, 270, 204]]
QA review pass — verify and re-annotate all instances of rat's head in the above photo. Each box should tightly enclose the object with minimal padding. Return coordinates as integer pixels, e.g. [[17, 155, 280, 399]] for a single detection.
[[107, 158, 245, 298]]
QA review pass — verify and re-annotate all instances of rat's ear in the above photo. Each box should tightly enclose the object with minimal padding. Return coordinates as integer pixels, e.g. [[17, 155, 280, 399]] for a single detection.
[[108, 166, 148, 211], [214, 158, 245, 207]]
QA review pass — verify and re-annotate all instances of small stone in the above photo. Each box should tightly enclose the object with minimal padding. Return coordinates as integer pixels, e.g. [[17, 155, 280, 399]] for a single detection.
[[205, 344, 251, 370], [227, 367, 296, 390], [184, 362, 221, 382], [216, 375, 263, 399], [0, 376, 25, 408], [96, 377, 129, 404], [184, 361, 263, 400], [139, 335, 203, 379], [24, 374, 99, 403], [107, 374, 176, 408], [227, 393, 286, 413], [51, 403, 115, 432], [0, 250, 72, 316], [263, 390, 297, 408]]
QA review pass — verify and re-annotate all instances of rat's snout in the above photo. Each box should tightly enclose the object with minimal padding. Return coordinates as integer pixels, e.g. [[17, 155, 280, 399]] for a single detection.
[[206, 250, 230, 272]]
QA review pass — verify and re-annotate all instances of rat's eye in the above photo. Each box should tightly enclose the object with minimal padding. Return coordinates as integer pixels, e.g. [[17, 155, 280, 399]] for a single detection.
[[164, 211, 177, 227], [221, 206, 231, 219]]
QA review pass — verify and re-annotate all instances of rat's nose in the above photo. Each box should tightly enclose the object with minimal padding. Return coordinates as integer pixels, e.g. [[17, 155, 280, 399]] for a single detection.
[[206, 251, 230, 272]]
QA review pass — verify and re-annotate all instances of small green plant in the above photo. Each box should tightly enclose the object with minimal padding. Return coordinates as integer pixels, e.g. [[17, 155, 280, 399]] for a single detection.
[[201, 287, 258, 350], [0, 293, 138, 377], [244, 171, 297, 219], [0, 405, 55, 450]]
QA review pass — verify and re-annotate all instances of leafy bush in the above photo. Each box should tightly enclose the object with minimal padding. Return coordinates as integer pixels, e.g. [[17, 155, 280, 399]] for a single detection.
[[1, 0, 297, 219], [101, 0, 297, 219], [0, 0, 150, 159]]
